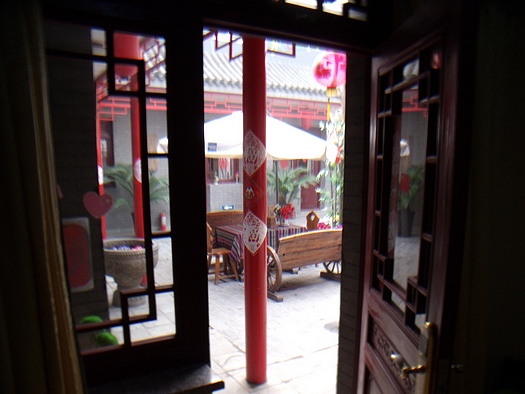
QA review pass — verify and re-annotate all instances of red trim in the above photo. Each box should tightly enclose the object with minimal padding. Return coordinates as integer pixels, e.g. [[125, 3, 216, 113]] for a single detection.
[[114, 33, 144, 238], [99, 92, 334, 123]]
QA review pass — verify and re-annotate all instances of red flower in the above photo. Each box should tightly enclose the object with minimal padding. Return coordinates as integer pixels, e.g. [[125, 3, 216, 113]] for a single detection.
[[280, 204, 295, 219], [318, 221, 331, 229], [400, 173, 410, 194]]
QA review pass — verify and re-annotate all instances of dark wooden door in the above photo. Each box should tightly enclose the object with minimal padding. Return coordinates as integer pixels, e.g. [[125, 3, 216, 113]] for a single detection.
[[300, 160, 321, 210], [300, 183, 320, 210], [358, 24, 468, 392]]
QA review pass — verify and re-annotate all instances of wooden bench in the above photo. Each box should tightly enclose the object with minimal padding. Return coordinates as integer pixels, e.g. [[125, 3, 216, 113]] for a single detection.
[[266, 228, 342, 301]]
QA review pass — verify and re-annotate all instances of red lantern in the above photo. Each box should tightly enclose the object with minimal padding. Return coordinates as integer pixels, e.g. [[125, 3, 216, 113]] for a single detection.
[[312, 52, 346, 97], [312, 52, 346, 122]]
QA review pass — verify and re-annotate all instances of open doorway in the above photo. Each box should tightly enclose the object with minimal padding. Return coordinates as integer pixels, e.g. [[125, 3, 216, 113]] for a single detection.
[[202, 27, 345, 392]]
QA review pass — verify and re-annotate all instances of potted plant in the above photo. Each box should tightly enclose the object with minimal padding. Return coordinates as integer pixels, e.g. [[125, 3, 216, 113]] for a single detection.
[[316, 160, 344, 226], [273, 203, 295, 226], [103, 163, 169, 218], [267, 166, 317, 205], [102, 163, 165, 305], [398, 164, 425, 237], [317, 107, 345, 227]]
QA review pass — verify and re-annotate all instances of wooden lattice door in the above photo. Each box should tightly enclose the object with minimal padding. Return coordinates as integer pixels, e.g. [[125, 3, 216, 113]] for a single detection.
[[358, 32, 466, 392]]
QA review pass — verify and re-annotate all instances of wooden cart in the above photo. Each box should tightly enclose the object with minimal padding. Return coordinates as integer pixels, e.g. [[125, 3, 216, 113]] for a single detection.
[[266, 228, 342, 301]]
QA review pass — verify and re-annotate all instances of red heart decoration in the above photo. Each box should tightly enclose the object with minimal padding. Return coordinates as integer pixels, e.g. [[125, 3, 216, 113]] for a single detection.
[[83, 192, 113, 218]]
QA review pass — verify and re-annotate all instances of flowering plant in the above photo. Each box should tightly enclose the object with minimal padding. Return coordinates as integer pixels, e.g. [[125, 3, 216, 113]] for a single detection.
[[274, 203, 295, 219], [317, 221, 332, 230], [317, 221, 343, 230]]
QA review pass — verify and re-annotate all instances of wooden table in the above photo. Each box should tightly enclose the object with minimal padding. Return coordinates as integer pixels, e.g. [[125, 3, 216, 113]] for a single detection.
[[215, 224, 307, 273]]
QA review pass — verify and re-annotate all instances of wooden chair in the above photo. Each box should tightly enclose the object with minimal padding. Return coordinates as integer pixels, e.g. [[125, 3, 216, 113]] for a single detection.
[[306, 211, 320, 230], [206, 223, 239, 285], [206, 210, 243, 240]]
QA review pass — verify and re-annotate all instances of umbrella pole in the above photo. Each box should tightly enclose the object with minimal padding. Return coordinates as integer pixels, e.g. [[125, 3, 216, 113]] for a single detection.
[[274, 160, 279, 205]]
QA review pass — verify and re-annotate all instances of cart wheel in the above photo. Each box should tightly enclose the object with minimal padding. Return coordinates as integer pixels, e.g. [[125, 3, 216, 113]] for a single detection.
[[323, 260, 342, 275], [267, 246, 282, 293]]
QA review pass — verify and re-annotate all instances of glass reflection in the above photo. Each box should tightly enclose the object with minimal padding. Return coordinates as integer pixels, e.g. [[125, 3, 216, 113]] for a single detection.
[[149, 158, 170, 234], [393, 85, 427, 293], [112, 31, 167, 94], [147, 100, 168, 154]]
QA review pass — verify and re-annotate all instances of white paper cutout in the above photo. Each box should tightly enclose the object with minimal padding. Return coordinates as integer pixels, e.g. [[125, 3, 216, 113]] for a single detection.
[[243, 210, 267, 255], [133, 158, 142, 183], [243, 130, 266, 176], [98, 165, 104, 185]]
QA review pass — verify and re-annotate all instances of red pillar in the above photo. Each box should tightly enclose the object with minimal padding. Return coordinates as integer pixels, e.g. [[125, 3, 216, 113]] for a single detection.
[[243, 37, 267, 385], [114, 33, 144, 238]]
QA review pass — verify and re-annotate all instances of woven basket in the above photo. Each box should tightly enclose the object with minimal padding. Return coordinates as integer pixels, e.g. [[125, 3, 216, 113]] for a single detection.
[[103, 239, 159, 286]]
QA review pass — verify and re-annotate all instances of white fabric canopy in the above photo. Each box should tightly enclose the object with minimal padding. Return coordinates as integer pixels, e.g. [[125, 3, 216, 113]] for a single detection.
[[158, 111, 326, 160]]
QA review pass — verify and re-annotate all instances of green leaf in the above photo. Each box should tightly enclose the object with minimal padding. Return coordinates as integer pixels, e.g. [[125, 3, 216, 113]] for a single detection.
[[267, 166, 317, 204], [398, 164, 425, 211], [104, 163, 170, 211]]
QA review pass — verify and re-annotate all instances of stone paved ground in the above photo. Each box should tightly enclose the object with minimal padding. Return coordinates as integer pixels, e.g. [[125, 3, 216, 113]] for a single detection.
[[208, 264, 340, 393], [106, 212, 340, 393]]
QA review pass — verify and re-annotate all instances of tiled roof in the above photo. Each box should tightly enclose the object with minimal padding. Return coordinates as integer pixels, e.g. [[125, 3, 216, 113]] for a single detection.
[[203, 51, 329, 101]]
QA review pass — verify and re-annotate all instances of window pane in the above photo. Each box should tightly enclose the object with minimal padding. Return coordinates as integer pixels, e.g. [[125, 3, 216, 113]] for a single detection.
[[147, 98, 168, 154], [393, 85, 427, 289], [285, 0, 317, 10], [111, 31, 167, 93], [149, 158, 170, 234]]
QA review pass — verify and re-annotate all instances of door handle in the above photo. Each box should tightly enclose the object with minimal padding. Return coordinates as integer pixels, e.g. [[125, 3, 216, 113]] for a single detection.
[[390, 353, 426, 379], [402, 364, 426, 378], [389, 322, 436, 394]]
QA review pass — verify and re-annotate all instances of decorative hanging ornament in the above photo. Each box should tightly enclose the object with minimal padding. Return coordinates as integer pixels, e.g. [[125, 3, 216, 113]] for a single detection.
[[312, 52, 347, 121], [312, 52, 347, 98]]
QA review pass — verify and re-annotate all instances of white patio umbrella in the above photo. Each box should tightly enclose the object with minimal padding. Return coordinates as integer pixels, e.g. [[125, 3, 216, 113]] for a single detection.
[[206, 111, 326, 160], [157, 112, 326, 205], [157, 111, 326, 160]]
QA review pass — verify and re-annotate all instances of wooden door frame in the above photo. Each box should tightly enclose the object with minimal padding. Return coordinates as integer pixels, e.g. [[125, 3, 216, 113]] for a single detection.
[[42, 1, 371, 387], [43, 0, 478, 391]]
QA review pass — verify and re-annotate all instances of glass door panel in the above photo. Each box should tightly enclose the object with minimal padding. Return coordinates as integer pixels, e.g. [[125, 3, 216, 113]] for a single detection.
[[46, 21, 177, 355], [393, 85, 427, 289], [369, 46, 441, 334]]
